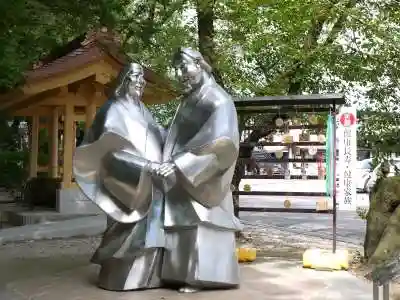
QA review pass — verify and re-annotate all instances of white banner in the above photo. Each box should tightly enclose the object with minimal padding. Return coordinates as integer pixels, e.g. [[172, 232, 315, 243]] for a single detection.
[[336, 106, 357, 210]]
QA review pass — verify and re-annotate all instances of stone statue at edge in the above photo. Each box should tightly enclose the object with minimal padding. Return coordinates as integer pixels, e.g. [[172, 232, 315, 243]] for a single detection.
[[73, 49, 242, 293]]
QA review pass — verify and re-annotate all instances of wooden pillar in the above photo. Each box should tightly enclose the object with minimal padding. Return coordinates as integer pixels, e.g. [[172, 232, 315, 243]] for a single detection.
[[29, 115, 39, 178], [62, 103, 74, 188], [49, 107, 59, 178], [85, 100, 97, 132]]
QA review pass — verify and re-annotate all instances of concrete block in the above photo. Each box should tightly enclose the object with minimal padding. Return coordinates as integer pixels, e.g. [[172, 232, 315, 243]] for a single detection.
[[5, 210, 101, 226], [0, 215, 107, 245], [56, 187, 102, 215]]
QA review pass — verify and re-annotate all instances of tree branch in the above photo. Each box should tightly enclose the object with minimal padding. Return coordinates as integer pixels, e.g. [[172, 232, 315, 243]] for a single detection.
[[325, 0, 360, 45], [281, 0, 360, 94], [122, 0, 187, 47]]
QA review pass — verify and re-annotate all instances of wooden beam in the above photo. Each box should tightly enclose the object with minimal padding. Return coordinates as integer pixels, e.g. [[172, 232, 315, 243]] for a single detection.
[[76, 82, 107, 106], [235, 94, 345, 107], [29, 115, 40, 178], [94, 59, 119, 85], [12, 106, 53, 116], [85, 98, 97, 132], [62, 103, 75, 188], [12, 105, 89, 117], [39, 94, 87, 106], [73, 114, 86, 122], [0, 88, 61, 111], [74, 106, 88, 115], [76, 81, 96, 99], [49, 108, 59, 178], [23, 63, 106, 96], [96, 72, 113, 85], [8, 93, 92, 119]]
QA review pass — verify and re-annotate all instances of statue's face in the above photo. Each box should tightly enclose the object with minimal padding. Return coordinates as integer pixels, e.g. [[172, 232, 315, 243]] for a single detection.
[[174, 53, 202, 93], [127, 67, 146, 99]]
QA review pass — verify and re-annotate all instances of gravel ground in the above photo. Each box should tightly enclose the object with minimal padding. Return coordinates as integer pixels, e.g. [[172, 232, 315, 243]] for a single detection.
[[241, 221, 362, 251]]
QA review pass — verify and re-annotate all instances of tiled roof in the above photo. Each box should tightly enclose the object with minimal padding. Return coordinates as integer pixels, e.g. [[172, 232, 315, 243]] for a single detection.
[[24, 28, 171, 89], [25, 40, 106, 82]]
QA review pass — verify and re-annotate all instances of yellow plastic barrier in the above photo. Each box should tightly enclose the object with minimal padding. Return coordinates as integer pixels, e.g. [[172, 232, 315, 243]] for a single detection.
[[236, 247, 257, 263], [303, 248, 349, 271]]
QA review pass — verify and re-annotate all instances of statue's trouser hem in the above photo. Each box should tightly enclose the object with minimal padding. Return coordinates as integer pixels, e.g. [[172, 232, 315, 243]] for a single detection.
[[96, 247, 163, 291], [161, 224, 240, 288], [93, 223, 240, 291]]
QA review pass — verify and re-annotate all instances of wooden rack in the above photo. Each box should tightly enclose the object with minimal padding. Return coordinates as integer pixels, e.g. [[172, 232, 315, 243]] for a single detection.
[[234, 93, 346, 252]]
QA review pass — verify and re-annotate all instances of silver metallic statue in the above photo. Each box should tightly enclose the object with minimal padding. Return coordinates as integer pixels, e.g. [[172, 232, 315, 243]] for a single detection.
[[73, 50, 242, 293], [73, 63, 166, 291], [158, 47, 242, 292]]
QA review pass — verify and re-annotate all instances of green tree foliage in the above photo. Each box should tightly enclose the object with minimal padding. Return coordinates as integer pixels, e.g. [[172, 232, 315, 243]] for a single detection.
[[217, 0, 400, 97], [1, 0, 399, 153], [0, 0, 123, 91], [0, 115, 27, 189], [147, 101, 180, 127], [358, 110, 400, 157]]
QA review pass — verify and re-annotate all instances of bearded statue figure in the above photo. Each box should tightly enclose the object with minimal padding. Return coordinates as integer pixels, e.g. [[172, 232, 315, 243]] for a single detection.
[[73, 63, 166, 291], [152, 48, 243, 293]]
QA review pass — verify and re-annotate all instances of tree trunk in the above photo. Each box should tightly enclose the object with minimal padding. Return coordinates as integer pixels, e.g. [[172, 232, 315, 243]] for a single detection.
[[196, 0, 245, 217], [369, 206, 400, 265], [196, 0, 224, 87], [364, 176, 400, 263], [231, 123, 279, 217]]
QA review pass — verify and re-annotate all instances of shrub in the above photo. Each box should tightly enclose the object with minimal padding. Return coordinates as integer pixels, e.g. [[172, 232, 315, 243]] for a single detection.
[[23, 177, 61, 209], [356, 206, 368, 220], [0, 150, 28, 189]]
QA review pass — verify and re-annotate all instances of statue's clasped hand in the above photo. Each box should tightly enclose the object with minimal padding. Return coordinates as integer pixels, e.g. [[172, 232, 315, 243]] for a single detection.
[[149, 162, 177, 192], [156, 162, 175, 177]]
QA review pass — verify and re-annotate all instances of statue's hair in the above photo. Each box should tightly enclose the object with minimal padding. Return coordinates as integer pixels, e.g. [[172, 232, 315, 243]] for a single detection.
[[114, 63, 144, 97], [172, 47, 212, 74]]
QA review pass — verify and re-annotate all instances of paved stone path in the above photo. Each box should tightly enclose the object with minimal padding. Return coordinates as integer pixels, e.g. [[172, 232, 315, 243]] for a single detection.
[[0, 178, 373, 299], [0, 230, 372, 300], [2, 260, 372, 300]]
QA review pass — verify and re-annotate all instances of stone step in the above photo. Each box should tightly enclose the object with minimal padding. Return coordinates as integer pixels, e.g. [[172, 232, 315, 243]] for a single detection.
[[0, 188, 14, 203]]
